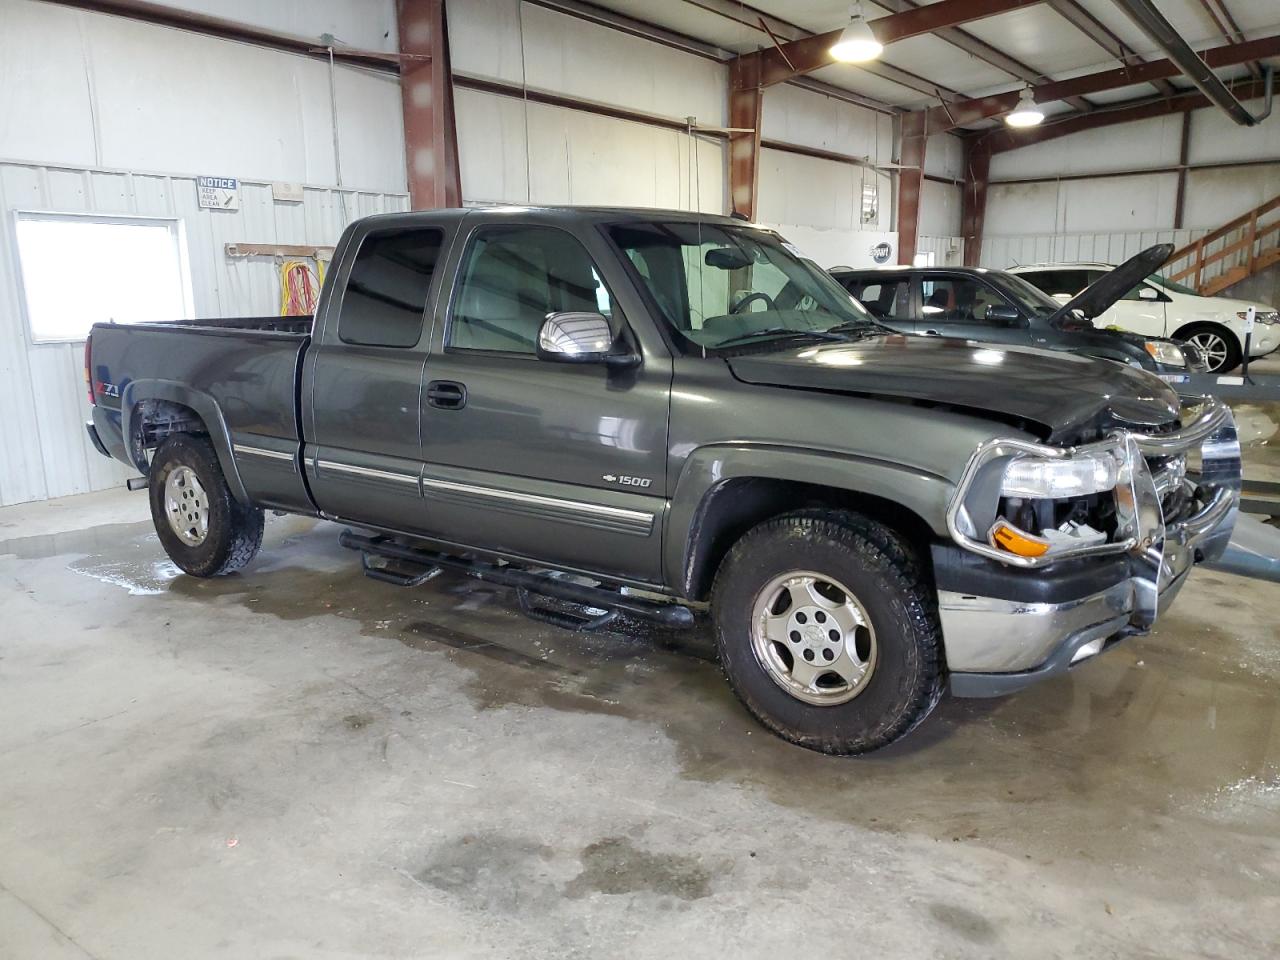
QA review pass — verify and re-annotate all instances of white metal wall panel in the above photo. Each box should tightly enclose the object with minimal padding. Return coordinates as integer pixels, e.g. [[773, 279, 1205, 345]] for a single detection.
[[0, 0, 406, 195], [141, 0, 400, 53], [455, 89, 725, 213], [757, 148, 894, 233], [0, 160, 408, 506], [761, 85, 896, 166], [979, 228, 1204, 270], [985, 173, 1180, 237], [451, 0, 726, 126], [919, 180, 962, 238], [989, 114, 1184, 181]]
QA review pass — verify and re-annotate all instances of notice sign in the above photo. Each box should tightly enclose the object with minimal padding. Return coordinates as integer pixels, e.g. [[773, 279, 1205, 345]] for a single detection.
[[197, 176, 240, 210]]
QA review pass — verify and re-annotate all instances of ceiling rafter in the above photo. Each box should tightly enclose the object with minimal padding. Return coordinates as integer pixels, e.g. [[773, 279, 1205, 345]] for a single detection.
[[923, 33, 1280, 134], [1042, 0, 1178, 96], [1193, 0, 1263, 79], [872, 0, 1093, 112], [974, 76, 1272, 153]]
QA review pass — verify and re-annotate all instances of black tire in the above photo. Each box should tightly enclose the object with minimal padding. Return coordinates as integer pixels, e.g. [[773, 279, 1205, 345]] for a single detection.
[[148, 434, 263, 577], [1178, 323, 1242, 374], [711, 510, 943, 755]]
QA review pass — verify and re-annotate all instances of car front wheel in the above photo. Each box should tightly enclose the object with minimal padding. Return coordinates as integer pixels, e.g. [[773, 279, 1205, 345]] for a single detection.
[[1180, 323, 1242, 373], [711, 510, 943, 755]]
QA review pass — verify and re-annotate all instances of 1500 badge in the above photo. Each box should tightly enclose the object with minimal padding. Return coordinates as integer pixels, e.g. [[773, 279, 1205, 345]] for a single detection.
[[602, 474, 652, 488]]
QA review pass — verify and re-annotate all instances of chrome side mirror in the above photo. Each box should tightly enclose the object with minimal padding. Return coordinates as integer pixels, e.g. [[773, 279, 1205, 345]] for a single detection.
[[536, 312, 639, 367]]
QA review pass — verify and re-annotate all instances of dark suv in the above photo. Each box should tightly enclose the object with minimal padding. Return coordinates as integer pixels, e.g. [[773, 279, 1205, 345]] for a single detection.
[[831, 252, 1204, 382]]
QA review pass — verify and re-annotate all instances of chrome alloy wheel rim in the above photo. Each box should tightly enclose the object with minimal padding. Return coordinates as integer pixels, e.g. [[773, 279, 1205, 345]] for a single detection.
[[749, 571, 877, 706], [164, 465, 209, 546], [1186, 331, 1230, 371]]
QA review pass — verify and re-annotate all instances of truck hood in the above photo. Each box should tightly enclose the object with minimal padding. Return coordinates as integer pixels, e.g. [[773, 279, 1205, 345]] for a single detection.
[[726, 336, 1181, 442]]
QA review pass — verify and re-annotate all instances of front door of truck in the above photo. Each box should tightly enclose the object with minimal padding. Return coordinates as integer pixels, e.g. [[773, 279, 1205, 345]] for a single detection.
[[916, 273, 1035, 348], [419, 220, 670, 584], [303, 223, 448, 534]]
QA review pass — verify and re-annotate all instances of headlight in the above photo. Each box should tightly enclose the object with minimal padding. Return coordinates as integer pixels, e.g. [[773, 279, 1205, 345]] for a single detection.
[[1144, 341, 1186, 367], [1001, 451, 1121, 498], [1237, 310, 1280, 325]]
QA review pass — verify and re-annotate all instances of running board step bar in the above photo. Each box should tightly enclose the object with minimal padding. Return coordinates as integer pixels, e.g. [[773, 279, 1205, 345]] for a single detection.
[[338, 530, 695, 630]]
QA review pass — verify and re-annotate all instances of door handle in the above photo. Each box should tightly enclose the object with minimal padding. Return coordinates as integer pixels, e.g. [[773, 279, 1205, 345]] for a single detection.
[[923, 329, 941, 336], [426, 380, 467, 410]]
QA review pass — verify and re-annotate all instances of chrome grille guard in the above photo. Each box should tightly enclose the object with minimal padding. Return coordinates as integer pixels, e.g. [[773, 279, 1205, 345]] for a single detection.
[[945, 397, 1241, 571]]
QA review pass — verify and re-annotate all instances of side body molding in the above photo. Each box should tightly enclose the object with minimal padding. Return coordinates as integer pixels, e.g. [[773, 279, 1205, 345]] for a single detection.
[[664, 443, 955, 597], [120, 379, 251, 504]]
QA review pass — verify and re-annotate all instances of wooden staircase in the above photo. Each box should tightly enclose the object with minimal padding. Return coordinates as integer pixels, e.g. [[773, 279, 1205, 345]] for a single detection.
[[1166, 194, 1280, 297]]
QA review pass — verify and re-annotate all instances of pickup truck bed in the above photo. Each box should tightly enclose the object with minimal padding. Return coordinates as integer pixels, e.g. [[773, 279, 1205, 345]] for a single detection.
[[87, 316, 313, 514]]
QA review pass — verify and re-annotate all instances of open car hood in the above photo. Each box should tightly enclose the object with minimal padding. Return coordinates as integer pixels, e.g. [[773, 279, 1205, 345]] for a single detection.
[[726, 336, 1180, 442], [1047, 243, 1174, 324]]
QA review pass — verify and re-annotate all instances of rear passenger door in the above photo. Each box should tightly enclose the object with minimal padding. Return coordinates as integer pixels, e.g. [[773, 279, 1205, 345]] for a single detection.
[[418, 220, 671, 583], [303, 223, 448, 533], [838, 275, 914, 333]]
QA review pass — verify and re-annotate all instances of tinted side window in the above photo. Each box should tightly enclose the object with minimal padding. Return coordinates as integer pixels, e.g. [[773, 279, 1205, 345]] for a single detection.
[[1023, 269, 1088, 296], [845, 278, 907, 319], [920, 276, 1011, 325], [338, 228, 443, 347], [450, 226, 613, 354]]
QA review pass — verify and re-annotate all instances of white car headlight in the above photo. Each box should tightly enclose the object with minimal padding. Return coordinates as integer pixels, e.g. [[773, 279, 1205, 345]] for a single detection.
[[1001, 451, 1121, 498], [1144, 341, 1186, 367]]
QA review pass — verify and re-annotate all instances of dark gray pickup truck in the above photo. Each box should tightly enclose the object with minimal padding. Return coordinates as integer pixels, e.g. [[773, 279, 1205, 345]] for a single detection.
[[85, 206, 1242, 754]]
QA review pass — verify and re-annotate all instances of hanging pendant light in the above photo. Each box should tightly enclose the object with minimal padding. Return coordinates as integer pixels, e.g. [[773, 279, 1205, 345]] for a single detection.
[[1005, 87, 1045, 127], [830, 4, 883, 63]]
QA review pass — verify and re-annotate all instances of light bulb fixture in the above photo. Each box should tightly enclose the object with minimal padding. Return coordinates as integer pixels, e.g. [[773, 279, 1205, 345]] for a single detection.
[[1005, 87, 1045, 127], [830, 4, 883, 63]]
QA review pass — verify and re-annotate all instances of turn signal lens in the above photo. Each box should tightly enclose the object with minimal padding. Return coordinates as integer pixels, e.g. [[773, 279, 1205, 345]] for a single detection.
[[989, 520, 1051, 558]]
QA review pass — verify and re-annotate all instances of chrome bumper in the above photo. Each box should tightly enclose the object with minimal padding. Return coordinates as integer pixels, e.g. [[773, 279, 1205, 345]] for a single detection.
[[942, 398, 1241, 693]]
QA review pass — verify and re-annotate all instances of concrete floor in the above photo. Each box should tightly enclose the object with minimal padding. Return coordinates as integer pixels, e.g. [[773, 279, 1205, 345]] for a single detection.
[[2, 439, 1279, 958]]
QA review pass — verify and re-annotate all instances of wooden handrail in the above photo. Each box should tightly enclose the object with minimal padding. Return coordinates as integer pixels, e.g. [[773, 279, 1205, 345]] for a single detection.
[[1167, 220, 1280, 284], [1168, 192, 1280, 268]]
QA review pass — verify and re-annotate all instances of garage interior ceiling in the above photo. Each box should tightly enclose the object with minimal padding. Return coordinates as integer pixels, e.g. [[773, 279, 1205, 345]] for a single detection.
[[580, 0, 1280, 126]]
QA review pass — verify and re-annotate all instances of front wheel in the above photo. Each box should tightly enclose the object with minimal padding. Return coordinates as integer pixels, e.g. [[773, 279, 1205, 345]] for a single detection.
[[1180, 323, 1242, 373], [149, 434, 263, 577], [711, 510, 943, 755]]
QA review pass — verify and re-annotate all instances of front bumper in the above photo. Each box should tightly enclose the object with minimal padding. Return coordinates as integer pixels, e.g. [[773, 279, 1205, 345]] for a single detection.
[[940, 397, 1241, 696]]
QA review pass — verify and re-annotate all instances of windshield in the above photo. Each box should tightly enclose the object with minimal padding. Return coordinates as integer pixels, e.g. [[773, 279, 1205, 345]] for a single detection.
[[988, 271, 1064, 318], [606, 221, 877, 352], [1148, 274, 1199, 296]]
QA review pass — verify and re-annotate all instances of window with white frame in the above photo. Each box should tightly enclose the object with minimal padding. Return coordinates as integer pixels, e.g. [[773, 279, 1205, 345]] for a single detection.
[[14, 212, 194, 343]]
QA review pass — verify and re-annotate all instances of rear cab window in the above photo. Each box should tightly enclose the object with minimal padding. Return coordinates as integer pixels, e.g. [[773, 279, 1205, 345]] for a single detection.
[[839, 276, 909, 320], [338, 227, 445, 348]]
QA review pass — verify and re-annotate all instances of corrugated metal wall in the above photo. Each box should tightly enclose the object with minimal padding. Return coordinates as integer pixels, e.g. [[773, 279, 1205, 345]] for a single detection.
[[0, 160, 408, 506], [979, 228, 1206, 271]]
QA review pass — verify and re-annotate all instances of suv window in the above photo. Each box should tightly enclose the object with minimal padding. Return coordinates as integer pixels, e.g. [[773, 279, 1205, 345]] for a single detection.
[[920, 276, 1013, 325], [449, 226, 613, 354], [1019, 269, 1090, 297], [338, 227, 444, 347], [840, 277, 908, 320]]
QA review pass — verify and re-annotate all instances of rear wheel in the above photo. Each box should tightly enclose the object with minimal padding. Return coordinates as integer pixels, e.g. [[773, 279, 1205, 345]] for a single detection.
[[1179, 323, 1241, 373], [149, 434, 263, 577], [711, 510, 943, 755]]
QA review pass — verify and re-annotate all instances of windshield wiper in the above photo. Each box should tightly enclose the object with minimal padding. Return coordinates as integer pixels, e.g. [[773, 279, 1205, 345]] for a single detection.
[[715, 327, 851, 349], [825, 318, 891, 337]]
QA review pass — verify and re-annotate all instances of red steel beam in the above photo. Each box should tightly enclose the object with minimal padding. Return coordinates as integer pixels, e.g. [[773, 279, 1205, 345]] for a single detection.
[[729, 69, 764, 219], [923, 33, 1280, 133], [979, 78, 1271, 153], [748, 0, 1045, 89], [960, 140, 991, 267], [896, 112, 928, 265], [397, 0, 462, 209]]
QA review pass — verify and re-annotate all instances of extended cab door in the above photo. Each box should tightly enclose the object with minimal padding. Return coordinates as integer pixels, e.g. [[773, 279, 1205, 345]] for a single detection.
[[417, 215, 671, 584], [302, 219, 455, 533]]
